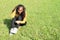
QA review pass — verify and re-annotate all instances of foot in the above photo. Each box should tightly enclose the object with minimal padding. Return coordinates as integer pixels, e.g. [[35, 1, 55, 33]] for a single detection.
[[10, 28, 18, 34]]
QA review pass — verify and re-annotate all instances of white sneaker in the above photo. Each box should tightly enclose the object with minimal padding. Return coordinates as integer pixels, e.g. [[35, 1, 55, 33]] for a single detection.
[[13, 28, 18, 33], [10, 28, 14, 33], [10, 28, 18, 34]]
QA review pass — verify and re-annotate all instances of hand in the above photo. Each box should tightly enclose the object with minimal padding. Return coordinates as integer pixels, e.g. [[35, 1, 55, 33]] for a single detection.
[[15, 21, 20, 24]]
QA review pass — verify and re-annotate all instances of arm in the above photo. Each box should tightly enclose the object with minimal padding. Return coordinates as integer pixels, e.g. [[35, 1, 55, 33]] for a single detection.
[[10, 10, 16, 19], [20, 13, 27, 24], [16, 13, 27, 24]]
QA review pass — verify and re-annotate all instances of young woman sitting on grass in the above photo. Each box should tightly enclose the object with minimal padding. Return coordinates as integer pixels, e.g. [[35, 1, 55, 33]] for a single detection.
[[10, 4, 27, 35]]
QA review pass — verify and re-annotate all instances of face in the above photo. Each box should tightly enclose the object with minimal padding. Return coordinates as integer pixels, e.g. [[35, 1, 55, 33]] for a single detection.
[[18, 7, 23, 14]]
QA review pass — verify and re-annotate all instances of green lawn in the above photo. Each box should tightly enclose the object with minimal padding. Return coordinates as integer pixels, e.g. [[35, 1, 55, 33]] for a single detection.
[[0, 0, 60, 40]]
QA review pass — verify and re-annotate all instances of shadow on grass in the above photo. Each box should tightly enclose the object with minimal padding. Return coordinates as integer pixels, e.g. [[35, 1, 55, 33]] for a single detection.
[[4, 19, 11, 30]]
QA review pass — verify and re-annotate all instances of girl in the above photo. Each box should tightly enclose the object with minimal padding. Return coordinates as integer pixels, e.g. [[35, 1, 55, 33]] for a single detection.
[[10, 4, 27, 35]]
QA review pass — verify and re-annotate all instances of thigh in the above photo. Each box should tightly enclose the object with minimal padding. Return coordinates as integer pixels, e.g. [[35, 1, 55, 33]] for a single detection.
[[11, 17, 19, 28]]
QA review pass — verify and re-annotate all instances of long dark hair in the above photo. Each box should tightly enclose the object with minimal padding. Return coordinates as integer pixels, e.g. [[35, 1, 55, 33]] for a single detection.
[[12, 4, 26, 20]]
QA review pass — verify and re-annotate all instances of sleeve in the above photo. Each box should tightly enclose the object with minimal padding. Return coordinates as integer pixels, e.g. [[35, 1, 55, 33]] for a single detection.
[[10, 10, 16, 19], [19, 13, 27, 24]]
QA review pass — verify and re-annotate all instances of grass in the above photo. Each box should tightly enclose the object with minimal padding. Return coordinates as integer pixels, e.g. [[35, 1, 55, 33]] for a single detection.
[[0, 0, 60, 40]]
